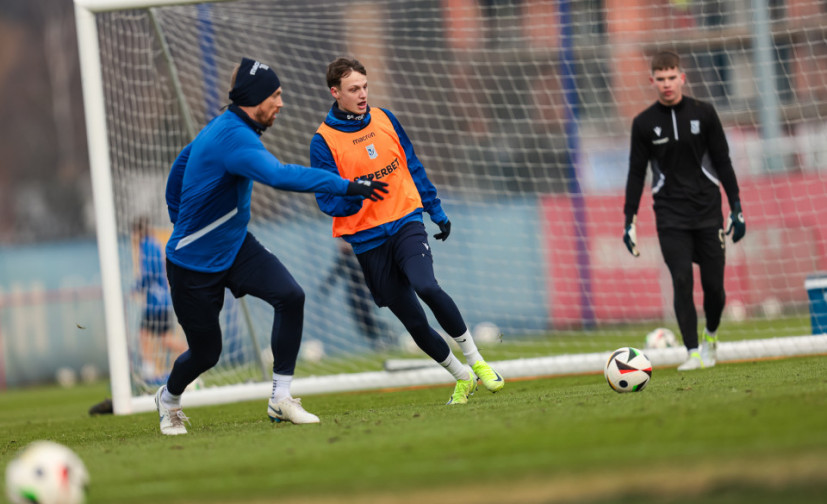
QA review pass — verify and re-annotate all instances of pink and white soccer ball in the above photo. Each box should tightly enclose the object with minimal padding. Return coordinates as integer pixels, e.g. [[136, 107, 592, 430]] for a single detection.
[[604, 347, 653, 393], [5, 440, 89, 504], [644, 327, 678, 349]]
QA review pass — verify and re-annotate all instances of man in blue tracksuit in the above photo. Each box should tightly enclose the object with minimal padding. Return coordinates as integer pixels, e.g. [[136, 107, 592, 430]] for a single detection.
[[155, 57, 387, 435], [310, 58, 504, 405]]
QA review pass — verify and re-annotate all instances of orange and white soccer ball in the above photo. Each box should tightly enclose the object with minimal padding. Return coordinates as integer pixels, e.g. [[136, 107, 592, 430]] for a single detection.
[[5, 441, 89, 504]]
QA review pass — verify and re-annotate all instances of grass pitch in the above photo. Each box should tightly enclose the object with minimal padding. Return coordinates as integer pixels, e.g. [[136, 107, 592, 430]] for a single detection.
[[2, 355, 826, 503]]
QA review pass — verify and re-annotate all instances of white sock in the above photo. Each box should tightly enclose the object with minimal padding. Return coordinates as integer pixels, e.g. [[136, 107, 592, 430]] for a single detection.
[[439, 353, 471, 381], [686, 347, 699, 356], [452, 330, 484, 366], [161, 387, 181, 410], [271, 373, 293, 401], [704, 328, 717, 339]]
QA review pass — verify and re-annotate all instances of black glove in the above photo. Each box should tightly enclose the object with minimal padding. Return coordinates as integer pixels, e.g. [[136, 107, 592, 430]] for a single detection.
[[433, 220, 451, 241], [346, 179, 389, 201], [623, 214, 640, 257], [725, 201, 746, 243]]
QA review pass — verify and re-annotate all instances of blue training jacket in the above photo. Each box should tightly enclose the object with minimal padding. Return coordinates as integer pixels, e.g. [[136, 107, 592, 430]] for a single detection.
[[166, 106, 351, 272], [309, 104, 447, 254]]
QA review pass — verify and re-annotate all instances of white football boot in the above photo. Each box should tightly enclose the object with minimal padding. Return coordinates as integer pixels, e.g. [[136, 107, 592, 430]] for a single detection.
[[677, 349, 705, 371], [155, 386, 189, 435], [267, 397, 320, 424], [700, 329, 718, 367]]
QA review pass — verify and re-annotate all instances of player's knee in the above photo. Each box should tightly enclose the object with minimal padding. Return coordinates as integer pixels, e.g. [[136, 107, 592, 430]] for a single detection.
[[709, 289, 726, 309], [189, 346, 221, 372], [202, 351, 221, 370], [413, 281, 443, 303], [405, 319, 430, 340], [267, 283, 304, 310], [401, 315, 437, 346], [672, 270, 693, 290], [283, 283, 305, 308]]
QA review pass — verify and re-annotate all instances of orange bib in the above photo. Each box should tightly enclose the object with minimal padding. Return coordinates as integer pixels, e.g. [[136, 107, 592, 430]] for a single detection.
[[317, 109, 422, 237]]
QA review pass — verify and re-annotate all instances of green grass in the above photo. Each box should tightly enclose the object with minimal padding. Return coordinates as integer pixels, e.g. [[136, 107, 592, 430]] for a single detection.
[[2, 355, 826, 504]]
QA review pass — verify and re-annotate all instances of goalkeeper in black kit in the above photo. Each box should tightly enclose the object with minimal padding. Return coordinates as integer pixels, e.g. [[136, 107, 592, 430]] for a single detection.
[[623, 51, 746, 371]]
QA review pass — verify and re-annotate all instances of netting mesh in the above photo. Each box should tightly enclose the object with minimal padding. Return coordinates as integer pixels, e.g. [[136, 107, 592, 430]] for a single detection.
[[90, 0, 827, 395]]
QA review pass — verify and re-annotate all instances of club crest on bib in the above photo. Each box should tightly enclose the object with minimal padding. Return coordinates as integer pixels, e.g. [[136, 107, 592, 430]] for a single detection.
[[366, 144, 378, 159], [691, 120, 700, 134]]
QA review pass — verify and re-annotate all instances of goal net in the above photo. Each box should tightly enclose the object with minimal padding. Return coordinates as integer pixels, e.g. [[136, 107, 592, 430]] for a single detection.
[[75, 0, 827, 414]]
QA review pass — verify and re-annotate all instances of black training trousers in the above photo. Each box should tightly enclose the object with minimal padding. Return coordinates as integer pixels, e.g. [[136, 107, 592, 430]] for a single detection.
[[356, 221, 466, 363], [657, 226, 726, 350], [165, 233, 305, 395]]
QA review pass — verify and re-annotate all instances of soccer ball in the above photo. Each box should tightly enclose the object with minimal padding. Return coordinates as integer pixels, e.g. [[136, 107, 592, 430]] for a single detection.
[[644, 327, 678, 349], [5, 440, 89, 504], [472, 321, 501, 344], [604, 347, 652, 393], [299, 339, 325, 363]]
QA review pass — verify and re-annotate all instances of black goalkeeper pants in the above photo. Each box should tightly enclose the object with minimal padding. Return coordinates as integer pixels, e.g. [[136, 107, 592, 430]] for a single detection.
[[657, 226, 726, 350]]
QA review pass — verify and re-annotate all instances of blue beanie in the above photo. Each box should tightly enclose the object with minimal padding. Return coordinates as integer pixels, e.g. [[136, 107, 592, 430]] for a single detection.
[[229, 58, 281, 106]]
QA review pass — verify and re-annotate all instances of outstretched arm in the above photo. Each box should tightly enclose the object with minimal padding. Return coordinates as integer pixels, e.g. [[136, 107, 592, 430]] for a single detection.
[[230, 138, 350, 194]]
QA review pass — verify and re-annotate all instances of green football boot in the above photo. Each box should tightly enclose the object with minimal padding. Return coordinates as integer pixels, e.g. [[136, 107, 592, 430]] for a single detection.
[[446, 375, 477, 405], [471, 360, 505, 393]]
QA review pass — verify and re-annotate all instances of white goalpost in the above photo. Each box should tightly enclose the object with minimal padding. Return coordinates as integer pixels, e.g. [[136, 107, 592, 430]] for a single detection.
[[76, 0, 827, 415]]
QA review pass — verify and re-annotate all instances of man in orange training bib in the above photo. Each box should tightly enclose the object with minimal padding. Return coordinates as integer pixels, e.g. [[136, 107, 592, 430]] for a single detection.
[[310, 58, 504, 404]]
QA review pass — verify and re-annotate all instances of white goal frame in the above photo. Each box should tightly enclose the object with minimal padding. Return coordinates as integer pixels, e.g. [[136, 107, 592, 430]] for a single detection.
[[75, 0, 239, 414], [76, 0, 827, 415]]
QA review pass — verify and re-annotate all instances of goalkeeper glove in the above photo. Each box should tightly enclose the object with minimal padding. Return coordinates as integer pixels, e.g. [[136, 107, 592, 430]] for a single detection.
[[725, 201, 746, 243], [346, 179, 389, 201], [433, 220, 451, 241], [623, 215, 640, 257]]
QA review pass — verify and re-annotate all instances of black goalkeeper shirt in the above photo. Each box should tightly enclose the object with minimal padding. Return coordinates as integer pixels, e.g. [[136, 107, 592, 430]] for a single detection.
[[624, 96, 740, 230]]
